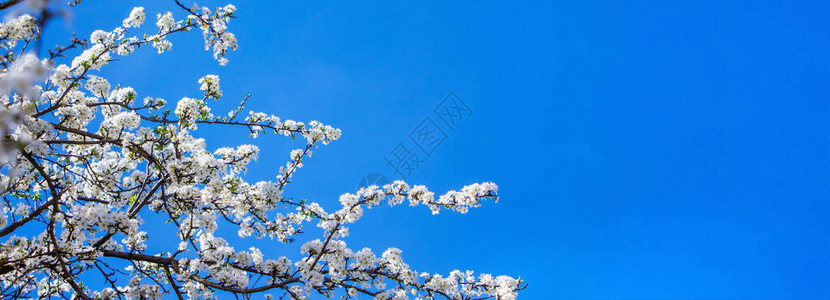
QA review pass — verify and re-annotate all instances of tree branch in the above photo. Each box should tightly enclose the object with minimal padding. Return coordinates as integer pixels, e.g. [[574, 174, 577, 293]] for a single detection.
[[0, 0, 24, 11]]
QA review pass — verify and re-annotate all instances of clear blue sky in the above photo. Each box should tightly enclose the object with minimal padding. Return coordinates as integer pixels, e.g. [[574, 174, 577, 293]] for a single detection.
[[47, 0, 830, 299]]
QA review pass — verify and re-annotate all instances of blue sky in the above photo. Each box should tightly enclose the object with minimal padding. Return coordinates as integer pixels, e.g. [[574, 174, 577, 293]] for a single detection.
[[45, 0, 830, 299]]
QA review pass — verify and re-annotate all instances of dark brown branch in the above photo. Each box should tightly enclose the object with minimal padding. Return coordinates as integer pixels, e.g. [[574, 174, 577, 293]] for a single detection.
[[102, 250, 301, 294], [0, 152, 63, 238], [0, 0, 24, 11]]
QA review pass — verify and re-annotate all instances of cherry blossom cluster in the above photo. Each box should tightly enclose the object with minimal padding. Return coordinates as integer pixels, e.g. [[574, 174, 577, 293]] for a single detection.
[[0, 13, 38, 50], [0, 2, 524, 300]]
